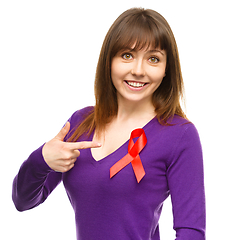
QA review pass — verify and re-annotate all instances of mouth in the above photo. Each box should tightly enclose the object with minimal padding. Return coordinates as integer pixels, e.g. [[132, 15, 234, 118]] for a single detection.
[[125, 81, 148, 88]]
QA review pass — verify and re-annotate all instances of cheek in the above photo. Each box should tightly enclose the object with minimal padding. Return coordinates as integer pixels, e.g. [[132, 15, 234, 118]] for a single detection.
[[111, 61, 122, 89], [149, 69, 166, 85], [111, 59, 119, 81], [111, 66, 118, 87], [111, 60, 128, 83]]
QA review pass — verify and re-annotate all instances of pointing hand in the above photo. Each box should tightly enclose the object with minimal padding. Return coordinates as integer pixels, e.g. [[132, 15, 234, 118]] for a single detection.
[[42, 122, 101, 172]]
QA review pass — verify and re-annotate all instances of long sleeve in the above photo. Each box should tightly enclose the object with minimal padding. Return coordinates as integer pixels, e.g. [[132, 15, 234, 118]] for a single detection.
[[12, 144, 62, 211], [166, 124, 206, 240]]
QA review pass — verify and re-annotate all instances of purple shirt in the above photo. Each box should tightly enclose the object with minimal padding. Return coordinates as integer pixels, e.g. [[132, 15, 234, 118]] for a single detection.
[[12, 107, 206, 239]]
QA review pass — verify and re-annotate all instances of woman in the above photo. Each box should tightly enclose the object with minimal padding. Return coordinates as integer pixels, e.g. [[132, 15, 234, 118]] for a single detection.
[[12, 8, 206, 240]]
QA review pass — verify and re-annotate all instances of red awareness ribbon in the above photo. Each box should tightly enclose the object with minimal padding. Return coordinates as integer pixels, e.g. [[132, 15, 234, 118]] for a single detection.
[[110, 128, 147, 183]]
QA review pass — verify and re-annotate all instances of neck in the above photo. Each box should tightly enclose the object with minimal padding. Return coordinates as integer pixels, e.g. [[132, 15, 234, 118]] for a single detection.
[[116, 98, 156, 122]]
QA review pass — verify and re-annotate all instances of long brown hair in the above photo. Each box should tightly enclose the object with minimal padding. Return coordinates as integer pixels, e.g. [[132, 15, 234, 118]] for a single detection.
[[68, 8, 186, 142]]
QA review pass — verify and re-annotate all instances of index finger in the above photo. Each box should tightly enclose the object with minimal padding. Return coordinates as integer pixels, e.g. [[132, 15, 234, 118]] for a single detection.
[[66, 141, 102, 150]]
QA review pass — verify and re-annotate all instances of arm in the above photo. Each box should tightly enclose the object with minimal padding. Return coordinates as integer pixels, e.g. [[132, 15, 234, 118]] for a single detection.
[[12, 145, 62, 211], [12, 121, 101, 212], [166, 124, 206, 240]]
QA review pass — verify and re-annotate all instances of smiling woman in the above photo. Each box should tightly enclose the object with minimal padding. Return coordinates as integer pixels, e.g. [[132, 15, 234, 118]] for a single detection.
[[12, 7, 206, 240]]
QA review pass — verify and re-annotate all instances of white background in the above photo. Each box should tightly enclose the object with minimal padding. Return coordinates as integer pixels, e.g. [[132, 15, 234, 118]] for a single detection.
[[1, 0, 234, 239]]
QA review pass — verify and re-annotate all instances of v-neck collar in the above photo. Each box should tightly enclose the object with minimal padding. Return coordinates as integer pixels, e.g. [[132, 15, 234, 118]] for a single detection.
[[89, 116, 157, 162]]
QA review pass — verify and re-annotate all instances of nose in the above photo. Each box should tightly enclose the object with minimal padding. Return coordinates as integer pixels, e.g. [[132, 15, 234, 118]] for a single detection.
[[131, 59, 145, 77]]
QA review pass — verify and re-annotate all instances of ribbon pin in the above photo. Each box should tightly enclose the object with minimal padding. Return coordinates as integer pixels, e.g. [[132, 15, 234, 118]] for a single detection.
[[110, 128, 147, 183]]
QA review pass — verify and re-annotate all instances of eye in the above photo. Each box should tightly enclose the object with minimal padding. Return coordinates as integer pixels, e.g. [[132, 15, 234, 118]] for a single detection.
[[122, 53, 133, 60], [148, 56, 159, 64]]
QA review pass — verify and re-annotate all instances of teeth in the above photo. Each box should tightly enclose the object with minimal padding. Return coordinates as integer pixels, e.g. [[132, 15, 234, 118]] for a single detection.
[[127, 81, 145, 87]]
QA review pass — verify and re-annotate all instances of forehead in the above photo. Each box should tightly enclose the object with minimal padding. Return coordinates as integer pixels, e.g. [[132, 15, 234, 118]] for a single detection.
[[111, 26, 167, 57], [115, 34, 163, 53], [125, 43, 165, 52]]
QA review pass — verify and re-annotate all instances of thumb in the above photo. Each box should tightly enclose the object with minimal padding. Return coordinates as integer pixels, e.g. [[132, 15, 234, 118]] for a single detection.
[[55, 121, 70, 141]]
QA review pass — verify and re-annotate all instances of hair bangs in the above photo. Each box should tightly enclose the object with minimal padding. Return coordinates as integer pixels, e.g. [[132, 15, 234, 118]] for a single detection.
[[111, 13, 167, 56]]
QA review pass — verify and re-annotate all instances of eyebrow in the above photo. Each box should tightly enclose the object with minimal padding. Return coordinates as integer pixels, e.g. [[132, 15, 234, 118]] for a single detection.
[[122, 47, 165, 56], [148, 49, 165, 56]]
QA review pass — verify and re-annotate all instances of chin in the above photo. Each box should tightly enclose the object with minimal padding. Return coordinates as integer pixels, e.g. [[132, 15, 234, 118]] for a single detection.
[[119, 94, 152, 106]]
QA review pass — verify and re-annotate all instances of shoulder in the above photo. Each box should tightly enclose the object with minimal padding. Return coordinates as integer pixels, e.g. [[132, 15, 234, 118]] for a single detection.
[[169, 115, 200, 142], [166, 116, 201, 148], [163, 117, 202, 167], [68, 106, 94, 126], [63, 106, 94, 142], [148, 115, 198, 139], [168, 114, 191, 126], [146, 115, 201, 157]]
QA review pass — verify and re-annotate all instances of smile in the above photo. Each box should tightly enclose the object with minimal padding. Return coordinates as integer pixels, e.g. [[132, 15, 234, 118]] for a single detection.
[[125, 81, 147, 88]]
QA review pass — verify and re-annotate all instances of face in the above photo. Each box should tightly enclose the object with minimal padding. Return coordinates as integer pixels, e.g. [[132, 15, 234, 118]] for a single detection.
[[111, 46, 167, 107]]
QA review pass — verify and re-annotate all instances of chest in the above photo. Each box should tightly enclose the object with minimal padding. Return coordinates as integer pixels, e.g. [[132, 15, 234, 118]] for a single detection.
[[91, 126, 132, 161], [63, 133, 170, 205], [90, 116, 159, 161]]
